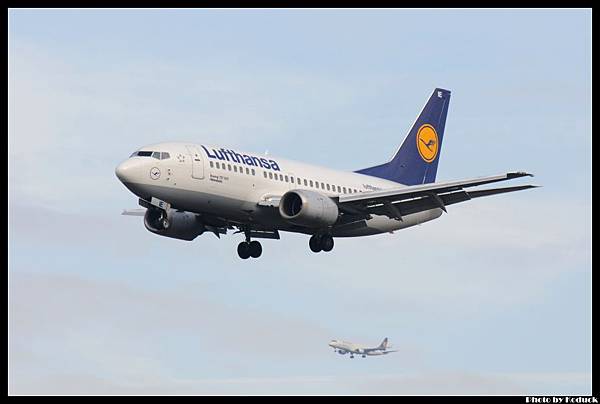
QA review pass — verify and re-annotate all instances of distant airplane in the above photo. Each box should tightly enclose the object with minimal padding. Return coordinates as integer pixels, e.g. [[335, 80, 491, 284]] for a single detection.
[[116, 88, 538, 259], [329, 337, 397, 358]]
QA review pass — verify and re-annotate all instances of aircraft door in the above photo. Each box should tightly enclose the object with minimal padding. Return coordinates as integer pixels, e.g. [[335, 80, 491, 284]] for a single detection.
[[186, 145, 204, 180]]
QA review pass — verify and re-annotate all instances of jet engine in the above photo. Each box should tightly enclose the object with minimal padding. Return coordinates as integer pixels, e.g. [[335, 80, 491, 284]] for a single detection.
[[144, 207, 204, 241], [279, 190, 339, 228]]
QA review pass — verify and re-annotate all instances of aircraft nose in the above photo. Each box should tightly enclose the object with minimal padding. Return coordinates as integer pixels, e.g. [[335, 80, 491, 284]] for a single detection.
[[115, 159, 139, 183]]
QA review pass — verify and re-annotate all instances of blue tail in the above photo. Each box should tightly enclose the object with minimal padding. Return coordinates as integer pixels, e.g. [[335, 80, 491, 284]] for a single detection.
[[356, 88, 451, 185]]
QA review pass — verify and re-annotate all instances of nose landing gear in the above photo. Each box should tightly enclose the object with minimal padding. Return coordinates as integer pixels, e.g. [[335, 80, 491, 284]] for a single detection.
[[309, 234, 334, 253]]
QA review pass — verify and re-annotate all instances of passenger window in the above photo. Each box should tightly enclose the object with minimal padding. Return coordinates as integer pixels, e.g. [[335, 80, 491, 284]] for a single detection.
[[210, 161, 214, 168], [343, 187, 346, 193], [280, 175, 285, 182], [264, 171, 267, 178], [246, 167, 250, 175], [326, 184, 330, 191], [269, 172, 273, 179], [304, 179, 308, 186], [290, 176, 294, 183], [252, 169, 255, 176], [315, 182, 319, 189], [337, 185, 341, 193], [234, 166, 237, 173], [228, 164, 232, 171], [309, 180, 313, 187], [321, 182, 325, 189], [285, 175, 289, 182]]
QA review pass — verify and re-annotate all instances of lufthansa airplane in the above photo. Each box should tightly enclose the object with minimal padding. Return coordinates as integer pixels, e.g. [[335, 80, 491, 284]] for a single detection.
[[329, 337, 397, 358], [116, 88, 537, 259]]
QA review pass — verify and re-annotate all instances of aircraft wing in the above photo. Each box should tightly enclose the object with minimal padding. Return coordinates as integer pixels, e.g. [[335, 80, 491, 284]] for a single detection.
[[121, 208, 146, 216], [337, 172, 538, 220]]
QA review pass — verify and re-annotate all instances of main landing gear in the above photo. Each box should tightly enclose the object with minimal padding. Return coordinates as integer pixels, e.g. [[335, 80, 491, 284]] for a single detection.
[[237, 229, 262, 259], [237, 240, 262, 259], [309, 234, 334, 253]]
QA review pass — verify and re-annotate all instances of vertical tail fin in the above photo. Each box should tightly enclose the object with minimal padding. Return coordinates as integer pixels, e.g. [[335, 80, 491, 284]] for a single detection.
[[356, 88, 451, 185], [378, 337, 389, 350]]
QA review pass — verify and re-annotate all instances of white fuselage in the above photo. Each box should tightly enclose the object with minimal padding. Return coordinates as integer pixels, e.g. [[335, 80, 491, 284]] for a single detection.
[[328, 340, 389, 356], [115, 142, 443, 237]]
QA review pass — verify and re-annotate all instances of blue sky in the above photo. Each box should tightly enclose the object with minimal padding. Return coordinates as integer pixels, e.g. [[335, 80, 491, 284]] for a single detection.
[[9, 9, 591, 394]]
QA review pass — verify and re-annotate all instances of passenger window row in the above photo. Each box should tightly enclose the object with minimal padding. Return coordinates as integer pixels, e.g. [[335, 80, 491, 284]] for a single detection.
[[261, 170, 360, 194], [209, 161, 256, 176]]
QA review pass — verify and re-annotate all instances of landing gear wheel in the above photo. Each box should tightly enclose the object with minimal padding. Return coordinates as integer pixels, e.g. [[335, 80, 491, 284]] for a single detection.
[[160, 213, 170, 230], [321, 235, 334, 252], [249, 241, 262, 258], [237, 242, 251, 259], [309, 235, 322, 253]]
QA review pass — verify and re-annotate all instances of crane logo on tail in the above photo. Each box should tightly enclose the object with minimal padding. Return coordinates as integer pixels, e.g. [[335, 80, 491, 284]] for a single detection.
[[416, 124, 439, 163]]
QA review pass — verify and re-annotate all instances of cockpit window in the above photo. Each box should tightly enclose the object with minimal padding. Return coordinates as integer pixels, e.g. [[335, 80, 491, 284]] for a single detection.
[[131, 150, 171, 159]]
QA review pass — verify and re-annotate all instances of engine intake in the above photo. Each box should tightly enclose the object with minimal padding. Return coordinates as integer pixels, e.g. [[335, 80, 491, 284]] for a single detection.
[[144, 207, 204, 241], [279, 190, 339, 228]]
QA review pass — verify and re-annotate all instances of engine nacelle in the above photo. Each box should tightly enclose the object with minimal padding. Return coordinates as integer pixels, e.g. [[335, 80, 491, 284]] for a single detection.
[[144, 207, 204, 241], [279, 189, 339, 228]]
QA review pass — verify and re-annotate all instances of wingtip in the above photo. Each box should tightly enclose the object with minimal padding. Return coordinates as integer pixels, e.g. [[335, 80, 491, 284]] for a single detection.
[[508, 171, 534, 178]]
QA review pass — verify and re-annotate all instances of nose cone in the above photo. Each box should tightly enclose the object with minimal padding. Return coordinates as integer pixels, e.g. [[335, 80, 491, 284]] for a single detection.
[[115, 159, 143, 184], [115, 160, 130, 183]]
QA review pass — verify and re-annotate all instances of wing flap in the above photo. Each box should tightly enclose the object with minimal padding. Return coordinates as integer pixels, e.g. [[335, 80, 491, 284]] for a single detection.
[[347, 185, 538, 220], [466, 184, 539, 198]]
